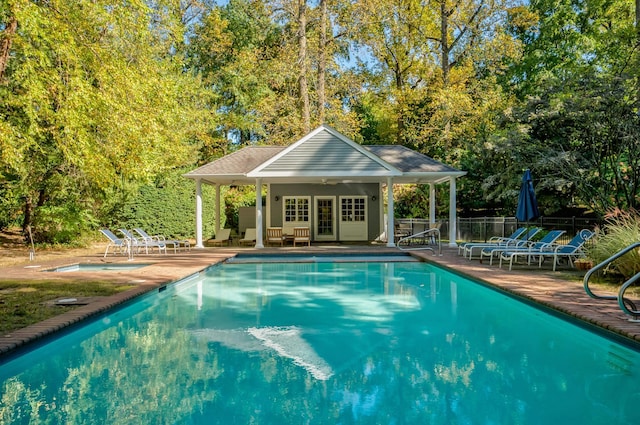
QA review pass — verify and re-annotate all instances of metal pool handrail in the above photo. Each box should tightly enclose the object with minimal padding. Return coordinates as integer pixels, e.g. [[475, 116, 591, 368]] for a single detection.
[[397, 228, 442, 256], [618, 271, 640, 321], [583, 242, 640, 321]]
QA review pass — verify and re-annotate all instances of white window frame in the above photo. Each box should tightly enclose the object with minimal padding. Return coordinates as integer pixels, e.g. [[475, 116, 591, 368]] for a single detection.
[[283, 196, 311, 229]]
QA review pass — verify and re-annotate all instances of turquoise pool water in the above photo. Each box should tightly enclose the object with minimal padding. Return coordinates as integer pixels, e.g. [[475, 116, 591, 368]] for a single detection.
[[1, 260, 639, 424]]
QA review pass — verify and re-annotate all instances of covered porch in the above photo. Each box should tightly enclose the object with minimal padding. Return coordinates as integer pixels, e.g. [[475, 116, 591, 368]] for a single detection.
[[184, 125, 466, 248]]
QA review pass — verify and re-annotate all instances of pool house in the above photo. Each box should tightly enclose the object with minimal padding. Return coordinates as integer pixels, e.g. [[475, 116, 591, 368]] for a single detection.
[[185, 125, 466, 248]]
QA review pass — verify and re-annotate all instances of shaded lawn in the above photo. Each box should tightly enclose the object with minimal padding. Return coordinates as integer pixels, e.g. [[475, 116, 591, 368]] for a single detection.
[[0, 280, 134, 334]]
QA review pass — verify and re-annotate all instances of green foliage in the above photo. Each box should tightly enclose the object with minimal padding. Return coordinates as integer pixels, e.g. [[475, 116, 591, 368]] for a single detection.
[[587, 209, 640, 280], [117, 169, 221, 239], [223, 186, 258, 231], [32, 204, 97, 245], [1, 0, 214, 243]]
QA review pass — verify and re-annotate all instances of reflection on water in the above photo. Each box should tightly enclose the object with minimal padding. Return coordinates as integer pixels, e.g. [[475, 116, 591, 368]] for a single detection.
[[1, 262, 640, 424]]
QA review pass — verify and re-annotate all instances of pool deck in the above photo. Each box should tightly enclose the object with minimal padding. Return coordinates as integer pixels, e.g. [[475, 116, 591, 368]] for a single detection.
[[1, 244, 639, 357]]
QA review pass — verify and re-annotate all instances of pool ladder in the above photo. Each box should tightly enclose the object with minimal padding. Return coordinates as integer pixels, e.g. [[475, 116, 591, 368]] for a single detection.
[[583, 242, 640, 322], [397, 228, 442, 256]]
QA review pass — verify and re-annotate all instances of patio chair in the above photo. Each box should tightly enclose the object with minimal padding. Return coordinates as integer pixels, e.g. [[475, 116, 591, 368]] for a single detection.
[[134, 228, 189, 253], [293, 227, 311, 247], [496, 230, 567, 270], [464, 227, 540, 260], [119, 229, 166, 255], [536, 229, 596, 271], [266, 227, 284, 246], [239, 228, 257, 246], [99, 229, 128, 257], [208, 228, 232, 247], [458, 227, 528, 256]]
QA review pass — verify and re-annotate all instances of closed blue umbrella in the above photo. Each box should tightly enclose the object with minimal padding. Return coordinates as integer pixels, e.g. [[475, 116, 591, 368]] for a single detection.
[[516, 169, 540, 222]]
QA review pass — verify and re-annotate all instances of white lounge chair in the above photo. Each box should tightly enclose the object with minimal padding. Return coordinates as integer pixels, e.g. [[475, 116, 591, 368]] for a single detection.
[[239, 228, 257, 246], [458, 227, 528, 256], [208, 229, 232, 247], [134, 228, 190, 253], [464, 228, 541, 260], [119, 229, 166, 254], [496, 230, 567, 270], [482, 229, 565, 267], [99, 229, 128, 257], [536, 229, 596, 271]]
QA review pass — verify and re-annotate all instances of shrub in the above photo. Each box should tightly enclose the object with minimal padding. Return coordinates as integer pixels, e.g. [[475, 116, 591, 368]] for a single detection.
[[587, 209, 640, 280], [118, 169, 220, 239], [32, 204, 97, 244]]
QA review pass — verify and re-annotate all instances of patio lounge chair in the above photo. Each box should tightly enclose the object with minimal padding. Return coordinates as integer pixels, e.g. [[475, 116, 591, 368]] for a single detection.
[[119, 229, 166, 254], [465, 227, 541, 260], [536, 229, 596, 271], [239, 228, 257, 246], [496, 230, 567, 270], [266, 227, 284, 246], [458, 227, 528, 256], [134, 228, 190, 253], [293, 227, 311, 246], [208, 228, 231, 247], [99, 229, 128, 257]]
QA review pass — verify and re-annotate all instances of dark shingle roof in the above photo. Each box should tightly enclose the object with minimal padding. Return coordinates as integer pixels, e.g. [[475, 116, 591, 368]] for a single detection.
[[185, 146, 285, 176], [364, 145, 460, 173]]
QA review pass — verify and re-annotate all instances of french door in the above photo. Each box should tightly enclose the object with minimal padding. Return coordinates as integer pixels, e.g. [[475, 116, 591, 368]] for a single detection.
[[314, 196, 336, 241], [338, 196, 368, 241]]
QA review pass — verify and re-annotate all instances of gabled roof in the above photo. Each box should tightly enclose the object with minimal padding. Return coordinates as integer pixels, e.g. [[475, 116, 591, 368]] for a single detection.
[[248, 125, 401, 178], [184, 125, 465, 185]]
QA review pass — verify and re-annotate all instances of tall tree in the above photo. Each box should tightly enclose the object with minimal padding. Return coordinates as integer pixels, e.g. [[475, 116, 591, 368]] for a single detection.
[[297, 0, 311, 132], [317, 0, 327, 124], [0, 0, 210, 240]]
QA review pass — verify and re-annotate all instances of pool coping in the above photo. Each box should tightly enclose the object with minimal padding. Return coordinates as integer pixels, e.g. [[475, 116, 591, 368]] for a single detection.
[[1, 245, 639, 358]]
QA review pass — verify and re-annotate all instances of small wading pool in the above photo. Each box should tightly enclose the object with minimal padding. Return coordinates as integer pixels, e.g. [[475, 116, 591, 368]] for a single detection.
[[45, 262, 151, 272], [2, 256, 640, 424]]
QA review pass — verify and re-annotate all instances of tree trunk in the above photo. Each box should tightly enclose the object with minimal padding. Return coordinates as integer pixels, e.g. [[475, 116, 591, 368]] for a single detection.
[[440, 1, 450, 87], [318, 0, 327, 124], [0, 15, 18, 82], [395, 64, 404, 145], [297, 0, 310, 133]]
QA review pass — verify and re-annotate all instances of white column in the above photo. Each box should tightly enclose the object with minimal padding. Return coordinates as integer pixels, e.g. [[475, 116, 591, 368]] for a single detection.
[[386, 177, 395, 247], [429, 183, 436, 225], [255, 178, 264, 248], [448, 177, 457, 247], [195, 178, 204, 248], [215, 184, 221, 235]]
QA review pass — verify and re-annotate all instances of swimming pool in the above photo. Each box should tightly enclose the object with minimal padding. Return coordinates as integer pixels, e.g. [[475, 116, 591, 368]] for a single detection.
[[1, 260, 639, 424]]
